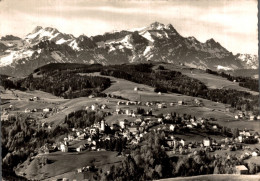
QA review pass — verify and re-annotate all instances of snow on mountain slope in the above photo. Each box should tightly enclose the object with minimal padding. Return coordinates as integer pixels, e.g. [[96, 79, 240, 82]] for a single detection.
[[56, 38, 67, 45], [216, 65, 232, 71], [0, 51, 16, 66], [25, 26, 74, 45], [69, 40, 81, 51], [140, 31, 155, 42], [0, 49, 35, 66], [237, 53, 258, 69], [0, 22, 258, 77]]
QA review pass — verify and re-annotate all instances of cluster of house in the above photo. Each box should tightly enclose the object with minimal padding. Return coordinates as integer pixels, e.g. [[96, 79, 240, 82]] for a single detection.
[[234, 111, 260, 121], [1, 111, 9, 122], [24, 107, 55, 113], [86, 103, 108, 111], [1, 105, 15, 121], [34, 97, 260, 176], [29, 96, 40, 101], [75, 165, 96, 173], [145, 100, 185, 108], [193, 98, 203, 106]]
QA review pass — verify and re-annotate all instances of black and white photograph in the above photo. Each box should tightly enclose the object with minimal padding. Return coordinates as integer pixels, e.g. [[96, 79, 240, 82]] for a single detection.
[[0, 0, 259, 180]]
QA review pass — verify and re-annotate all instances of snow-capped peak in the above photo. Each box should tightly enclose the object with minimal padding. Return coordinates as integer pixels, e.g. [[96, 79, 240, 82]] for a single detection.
[[25, 26, 75, 45], [31, 26, 43, 34], [237, 53, 258, 69], [25, 26, 59, 41], [150, 22, 165, 30]]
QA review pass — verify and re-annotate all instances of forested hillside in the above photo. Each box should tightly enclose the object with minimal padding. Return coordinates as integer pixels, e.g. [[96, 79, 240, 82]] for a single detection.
[[1, 63, 258, 111], [101, 64, 258, 112]]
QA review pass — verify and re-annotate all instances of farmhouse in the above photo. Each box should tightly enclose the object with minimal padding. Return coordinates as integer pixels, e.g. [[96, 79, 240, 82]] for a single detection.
[[238, 136, 243, 143], [249, 115, 255, 121], [88, 95, 95, 98], [203, 138, 211, 147], [117, 101, 126, 105], [169, 125, 175, 131], [119, 120, 127, 129], [1, 113, 9, 121], [100, 120, 105, 131], [101, 104, 108, 109], [60, 143, 68, 152], [116, 107, 121, 114], [25, 108, 31, 113], [178, 100, 184, 105], [252, 151, 258, 157], [43, 108, 52, 112], [33, 96, 40, 100], [180, 139, 186, 146], [91, 104, 98, 111], [235, 165, 248, 175], [76, 145, 84, 152]]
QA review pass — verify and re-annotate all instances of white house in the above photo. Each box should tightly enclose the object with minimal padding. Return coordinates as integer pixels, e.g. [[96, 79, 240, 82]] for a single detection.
[[252, 151, 258, 157], [60, 143, 68, 152], [119, 120, 125, 129], [212, 125, 218, 129], [76, 145, 84, 152], [101, 104, 107, 109], [134, 87, 139, 91], [158, 118, 163, 123], [169, 125, 175, 131], [100, 120, 105, 131], [43, 108, 51, 112], [235, 165, 248, 175], [1, 113, 9, 121], [238, 136, 243, 143], [88, 95, 95, 98], [203, 138, 211, 147], [116, 107, 121, 114], [249, 115, 255, 121], [25, 108, 31, 113], [187, 124, 193, 128], [91, 104, 97, 111], [180, 139, 185, 146], [125, 109, 131, 115], [178, 100, 183, 105]]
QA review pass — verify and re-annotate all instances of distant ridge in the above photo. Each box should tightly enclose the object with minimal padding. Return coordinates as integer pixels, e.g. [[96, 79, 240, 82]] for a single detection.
[[0, 22, 258, 76]]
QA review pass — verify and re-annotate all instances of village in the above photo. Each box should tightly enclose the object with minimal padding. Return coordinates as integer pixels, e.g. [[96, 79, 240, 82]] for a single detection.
[[1, 86, 260, 180], [4, 92, 257, 177]]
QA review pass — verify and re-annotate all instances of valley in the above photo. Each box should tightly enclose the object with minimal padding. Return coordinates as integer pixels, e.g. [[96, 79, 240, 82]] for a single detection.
[[1, 63, 260, 181]]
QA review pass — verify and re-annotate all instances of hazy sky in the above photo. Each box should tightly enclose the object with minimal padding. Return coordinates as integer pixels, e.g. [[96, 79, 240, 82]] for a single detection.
[[0, 0, 257, 54]]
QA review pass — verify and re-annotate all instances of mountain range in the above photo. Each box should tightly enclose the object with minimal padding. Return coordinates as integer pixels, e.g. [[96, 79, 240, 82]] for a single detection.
[[0, 22, 258, 77]]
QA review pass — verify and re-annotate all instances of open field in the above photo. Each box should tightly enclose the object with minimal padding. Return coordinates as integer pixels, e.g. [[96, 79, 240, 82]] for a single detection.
[[3, 71, 259, 132], [91, 73, 260, 132], [17, 151, 122, 180], [158, 64, 258, 95], [158, 174, 260, 181]]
